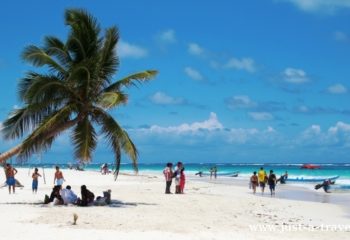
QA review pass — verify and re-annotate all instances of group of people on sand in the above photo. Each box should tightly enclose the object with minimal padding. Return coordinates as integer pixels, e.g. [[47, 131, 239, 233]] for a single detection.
[[250, 167, 288, 196], [163, 162, 186, 194], [42, 166, 111, 206]]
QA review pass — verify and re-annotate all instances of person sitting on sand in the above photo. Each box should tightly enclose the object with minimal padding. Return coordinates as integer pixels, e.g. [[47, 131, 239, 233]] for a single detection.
[[77, 185, 95, 206], [163, 162, 173, 194], [268, 170, 277, 196], [258, 167, 267, 195], [32, 168, 42, 193], [60, 185, 78, 205], [250, 171, 259, 194], [94, 189, 112, 206], [44, 185, 63, 204], [195, 171, 203, 177], [54, 166, 65, 187], [5, 163, 18, 194]]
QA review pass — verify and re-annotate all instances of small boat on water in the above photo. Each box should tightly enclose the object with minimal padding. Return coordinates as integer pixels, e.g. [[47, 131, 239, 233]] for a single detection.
[[286, 175, 339, 183], [300, 164, 321, 169]]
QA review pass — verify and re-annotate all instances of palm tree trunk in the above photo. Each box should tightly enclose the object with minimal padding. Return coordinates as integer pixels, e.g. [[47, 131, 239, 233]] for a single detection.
[[0, 117, 81, 164], [0, 144, 22, 163]]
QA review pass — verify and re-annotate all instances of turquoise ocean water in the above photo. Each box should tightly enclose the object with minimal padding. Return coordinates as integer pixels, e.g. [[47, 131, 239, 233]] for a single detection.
[[15, 162, 350, 187]]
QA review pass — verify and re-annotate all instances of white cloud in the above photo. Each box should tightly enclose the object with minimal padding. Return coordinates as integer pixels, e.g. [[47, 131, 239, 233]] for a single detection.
[[298, 105, 309, 113], [280, 0, 350, 13], [327, 83, 347, 94], [224, 57, 256, 73], [157, 29, 176, 44], [188, 43, 204, 56], [249, 112, 274, 121], [328, 121, 350, 134], [118, 40, 148, 59], [140, 112, 223, 134], [150, 92, 185, 105], [226, 95, 257, 109], [334, 31, 348, 41], [299, 122, 350, 147], [184, 67, 204, 81], [266, 126, 276, 133], [282, 68, 309, 84], [131, 113, 279, 145], [304, 124, 321, 135]]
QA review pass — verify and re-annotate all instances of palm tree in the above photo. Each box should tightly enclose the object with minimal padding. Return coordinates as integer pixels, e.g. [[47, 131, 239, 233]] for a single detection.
[[0, 9, 157, 179]]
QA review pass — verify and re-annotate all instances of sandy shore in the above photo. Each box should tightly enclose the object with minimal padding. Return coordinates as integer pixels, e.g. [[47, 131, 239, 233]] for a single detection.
[[0, 168, 349, 240]]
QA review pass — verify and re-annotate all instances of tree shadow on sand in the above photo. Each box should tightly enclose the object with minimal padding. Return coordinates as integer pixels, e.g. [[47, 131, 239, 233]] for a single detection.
[[0, 199, 158, 208]]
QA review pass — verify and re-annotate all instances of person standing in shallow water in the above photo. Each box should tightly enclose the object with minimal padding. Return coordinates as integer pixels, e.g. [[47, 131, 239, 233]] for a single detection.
[[5, 163, 17, 194], [163, 163, 173, 194], [32, 168, 42, 193]]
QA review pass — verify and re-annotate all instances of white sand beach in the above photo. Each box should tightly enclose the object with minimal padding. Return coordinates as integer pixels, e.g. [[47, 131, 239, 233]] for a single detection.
[[0, 168, 349, 240]]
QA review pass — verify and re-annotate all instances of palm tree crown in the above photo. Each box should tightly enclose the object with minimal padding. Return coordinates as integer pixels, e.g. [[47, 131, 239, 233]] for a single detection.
[[0, 9, 157, 178]]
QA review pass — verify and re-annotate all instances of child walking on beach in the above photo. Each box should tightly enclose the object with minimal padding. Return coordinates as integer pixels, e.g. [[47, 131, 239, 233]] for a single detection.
[[32, 168, 42, 193]]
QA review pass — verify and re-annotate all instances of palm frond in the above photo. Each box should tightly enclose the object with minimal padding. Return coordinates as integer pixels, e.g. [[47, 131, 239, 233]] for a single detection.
[[103, 70, 158, 92], [22, 74, 77, 104], [18, 105, 76, 160], [22, 45, 67, 74], [98, 27, 119, 84], [71, 117, 97, 162], [65, 9, 101, 59], [97, 92, 128, 109], [43, 36, 72, 68], [92, 107, 138, 175]]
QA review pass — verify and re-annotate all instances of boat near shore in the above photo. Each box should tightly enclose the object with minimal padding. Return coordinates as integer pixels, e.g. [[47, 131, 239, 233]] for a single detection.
[[286, 175, 339, 183]]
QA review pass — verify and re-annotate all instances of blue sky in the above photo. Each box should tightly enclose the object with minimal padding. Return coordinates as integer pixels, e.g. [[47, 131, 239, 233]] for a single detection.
[[1, 0, 350, 164]]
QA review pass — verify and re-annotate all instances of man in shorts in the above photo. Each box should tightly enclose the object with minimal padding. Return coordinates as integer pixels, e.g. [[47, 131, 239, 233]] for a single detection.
[[54, 166, 65, 187], [268, 170, 277, 196], [5, 163, 18, 194]]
